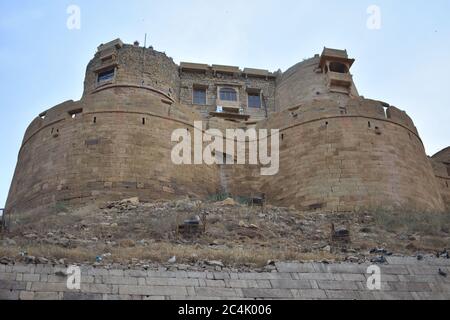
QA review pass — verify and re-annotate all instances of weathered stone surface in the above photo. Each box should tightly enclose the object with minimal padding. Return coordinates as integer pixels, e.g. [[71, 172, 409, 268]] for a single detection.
[[275, 262, 315, 273], [0, 289, 19, 300], [195, 287, 242, 298], [242, 288, 293, 299], [34, 292, 61, 300], [2, 257, 450, 300], [118, 285, 187, 296], [291, 289, 327, 300], [269, 279, 312, 289], [63, 292, 103, 300]]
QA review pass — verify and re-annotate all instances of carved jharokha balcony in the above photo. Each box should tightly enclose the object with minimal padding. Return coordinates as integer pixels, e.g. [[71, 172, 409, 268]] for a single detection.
[[327, 71, 353, 87]]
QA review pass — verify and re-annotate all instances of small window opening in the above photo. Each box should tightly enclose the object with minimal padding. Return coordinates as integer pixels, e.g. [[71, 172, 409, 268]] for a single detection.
[[93, 117, 97, 124], [68, 108, 83, 119], [329, 62, 349, 74], [51, 128, 54, 134], [39, 112, 47, 119], [97, 68, 115, 83], [368, 121, 371, 128], [281, 134, 285, 141], [193, 87, 207, 105], [248, 92, 261, 108], [375, 126, 382, 135], [142, 118, 146, 125]]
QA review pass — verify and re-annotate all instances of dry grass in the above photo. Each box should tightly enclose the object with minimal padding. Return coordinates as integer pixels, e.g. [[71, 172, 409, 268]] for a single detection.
[[371, 209, 450, 235], [0, 243, 337, 267], [3, 200, 449, 267]]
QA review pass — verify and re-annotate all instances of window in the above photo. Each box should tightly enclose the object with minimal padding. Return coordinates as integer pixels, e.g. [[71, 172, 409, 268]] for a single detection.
[[68, 108, 83, 119], [329, 62, 348, 74], [193, 87, 207, 105], [248, 92, 261, 108], [219, 87, 237, 102], [97, 69, 115, 83]]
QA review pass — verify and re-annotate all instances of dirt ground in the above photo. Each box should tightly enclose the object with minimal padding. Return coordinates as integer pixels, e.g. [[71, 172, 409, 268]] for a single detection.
[[1, 197, 449, 268]]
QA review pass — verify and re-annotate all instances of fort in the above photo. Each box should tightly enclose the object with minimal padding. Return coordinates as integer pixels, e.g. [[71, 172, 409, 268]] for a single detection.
[[4, 38, 450, 215]]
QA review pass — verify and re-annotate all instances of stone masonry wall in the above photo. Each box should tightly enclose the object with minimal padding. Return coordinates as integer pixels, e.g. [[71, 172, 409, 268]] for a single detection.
[[258, 98, 444, 212], [84, 44, 180, 101], [180, 70, 276, 120], [1, 257, 449, 300], [275, 56, 359, 111], [5, 87, 219, 215], [431, 148, 450, 211], [222, 98, 445, 212]]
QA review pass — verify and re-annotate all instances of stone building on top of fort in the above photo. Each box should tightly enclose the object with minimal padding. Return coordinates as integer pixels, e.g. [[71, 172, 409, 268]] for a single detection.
[[5, 39, 450, 215]]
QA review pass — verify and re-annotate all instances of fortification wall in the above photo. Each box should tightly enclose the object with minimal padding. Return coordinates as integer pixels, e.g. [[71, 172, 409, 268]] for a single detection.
[[253, 98, 445, 212], [5, 41, 448, 215], [431, 148, 450, 210], [219, 97, 444, 212], [5, 88, 219, 215]]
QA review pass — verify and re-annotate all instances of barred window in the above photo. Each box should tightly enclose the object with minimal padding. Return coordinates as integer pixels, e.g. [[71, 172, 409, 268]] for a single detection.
[[193, 88, 206, 105], [248, 92, 261, 108], [220, 87, 237, 102]]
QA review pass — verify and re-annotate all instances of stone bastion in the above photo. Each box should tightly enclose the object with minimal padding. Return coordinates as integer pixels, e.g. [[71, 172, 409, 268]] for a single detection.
[[5, 39, 449, 215]]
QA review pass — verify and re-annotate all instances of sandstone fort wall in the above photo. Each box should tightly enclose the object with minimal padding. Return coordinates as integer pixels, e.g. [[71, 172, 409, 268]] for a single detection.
[[5, 40, 449, 214]]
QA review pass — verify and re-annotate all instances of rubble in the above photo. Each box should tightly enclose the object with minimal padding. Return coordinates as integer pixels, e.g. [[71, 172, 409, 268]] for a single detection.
[[205, 260, 224, 268], [0, 198, 448, 268], [0, 257, 12, 265], [331, 224, 350, 244], [217, 198, 237, 206]]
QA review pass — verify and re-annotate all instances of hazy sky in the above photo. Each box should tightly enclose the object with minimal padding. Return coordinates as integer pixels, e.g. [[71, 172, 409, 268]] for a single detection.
[[0, 0, 449, 207]]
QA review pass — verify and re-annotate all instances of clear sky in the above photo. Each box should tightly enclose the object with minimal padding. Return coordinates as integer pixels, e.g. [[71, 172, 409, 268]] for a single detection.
[[0, 0, 449, 208]]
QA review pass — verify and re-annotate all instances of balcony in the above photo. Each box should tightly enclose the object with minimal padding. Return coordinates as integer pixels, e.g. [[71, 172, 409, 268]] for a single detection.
[[327, 71, 352, 87], [326, 71, 353, 94], [210, 106, 250, 121]]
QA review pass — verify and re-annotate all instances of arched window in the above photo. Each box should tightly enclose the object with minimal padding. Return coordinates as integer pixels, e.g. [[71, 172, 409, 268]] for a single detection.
[[219, 87, 237, 102], [329, 62, 348, 74]]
